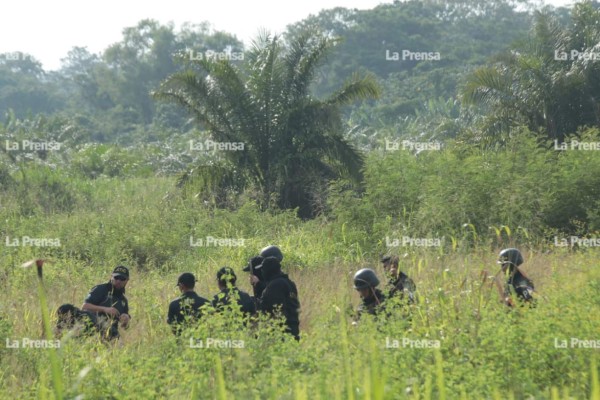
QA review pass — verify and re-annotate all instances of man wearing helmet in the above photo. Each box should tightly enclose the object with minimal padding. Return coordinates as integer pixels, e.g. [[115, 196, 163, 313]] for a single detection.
[[353, 268, 386, 318], [255, 256, 300, 340], [496, 248, 535, 307], [245, 245, 284, 299]]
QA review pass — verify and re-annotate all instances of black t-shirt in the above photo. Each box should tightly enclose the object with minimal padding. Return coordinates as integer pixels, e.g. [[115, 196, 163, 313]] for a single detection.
[[167, 291, 208, 334], [212, 287, 256, 315], [84, 282, 129, 339], [84, 282, 129, 316]]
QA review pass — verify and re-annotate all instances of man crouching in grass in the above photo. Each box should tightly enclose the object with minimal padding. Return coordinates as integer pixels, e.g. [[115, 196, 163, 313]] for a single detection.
[[55, 304, 99, 338], [82, 266, 131, 340]]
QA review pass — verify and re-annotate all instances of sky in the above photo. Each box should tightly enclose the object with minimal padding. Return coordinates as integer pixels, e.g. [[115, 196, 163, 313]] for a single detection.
[[0, 0, 576, 71]]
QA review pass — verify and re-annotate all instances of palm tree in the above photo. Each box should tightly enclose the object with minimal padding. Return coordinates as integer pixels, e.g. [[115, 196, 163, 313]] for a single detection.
[[153, 32, 380, 217], [460, 5, 600, 145]]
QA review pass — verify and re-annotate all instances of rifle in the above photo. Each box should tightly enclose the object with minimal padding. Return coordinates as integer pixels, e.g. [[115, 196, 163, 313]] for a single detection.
[[482, 269, 514, 307]]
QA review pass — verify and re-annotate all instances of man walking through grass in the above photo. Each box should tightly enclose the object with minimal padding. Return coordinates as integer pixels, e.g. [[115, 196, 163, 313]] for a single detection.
[[496, 248, 535, 307], [256, 256, 300, 340]]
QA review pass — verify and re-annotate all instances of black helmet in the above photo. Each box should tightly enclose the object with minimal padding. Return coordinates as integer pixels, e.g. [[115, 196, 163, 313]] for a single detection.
[[243, 256, 264, 272], [353, 268, 380, 289], [497, 248, 524, 267], [260, 245, 283, 262]]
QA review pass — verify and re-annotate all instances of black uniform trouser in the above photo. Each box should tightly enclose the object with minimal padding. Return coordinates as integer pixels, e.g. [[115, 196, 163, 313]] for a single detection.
[[285, 323, 300, 341]]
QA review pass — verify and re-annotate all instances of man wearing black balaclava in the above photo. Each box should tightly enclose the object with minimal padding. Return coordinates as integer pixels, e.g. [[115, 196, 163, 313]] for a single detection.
[[256, 256, 300, 340]]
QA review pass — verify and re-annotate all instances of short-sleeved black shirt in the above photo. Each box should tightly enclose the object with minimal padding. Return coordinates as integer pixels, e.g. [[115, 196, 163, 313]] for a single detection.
[[212, 287, 256, 315], [167, 291, 208, 334], [84, 282, 129, 339], [84, 282, 129, 316]]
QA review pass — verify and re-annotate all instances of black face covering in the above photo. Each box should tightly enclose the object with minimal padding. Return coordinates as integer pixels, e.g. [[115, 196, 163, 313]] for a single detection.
[[261, 257, 282, 282]]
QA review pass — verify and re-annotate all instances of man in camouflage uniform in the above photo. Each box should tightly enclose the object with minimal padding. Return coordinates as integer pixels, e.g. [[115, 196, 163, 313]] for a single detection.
[[381, 255, 416, 303], [353, 268, 386, 319]]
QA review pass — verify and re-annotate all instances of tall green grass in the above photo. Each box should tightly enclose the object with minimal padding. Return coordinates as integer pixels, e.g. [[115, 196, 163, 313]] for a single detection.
[[1, 171, 599, 398]]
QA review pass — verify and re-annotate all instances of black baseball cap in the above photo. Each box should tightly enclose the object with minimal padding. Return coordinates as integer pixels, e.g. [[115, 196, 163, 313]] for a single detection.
[[112, 266, 129, 278], [242, 256, 264, 272], [177, 272, 196, 288]]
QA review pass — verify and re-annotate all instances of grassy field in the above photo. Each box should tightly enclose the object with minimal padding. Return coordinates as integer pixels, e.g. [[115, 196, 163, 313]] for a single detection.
[[1, 177, 599, 399]]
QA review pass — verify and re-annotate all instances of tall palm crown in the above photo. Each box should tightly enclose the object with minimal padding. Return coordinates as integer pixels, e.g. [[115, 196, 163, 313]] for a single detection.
[[153, 32, 380, 217], [460, 4, 600, 145]]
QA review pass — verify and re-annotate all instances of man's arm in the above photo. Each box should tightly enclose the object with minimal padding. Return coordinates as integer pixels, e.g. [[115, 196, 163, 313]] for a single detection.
[[250, 276, 267, 298], [167, 300, 178, 325], [82, 302, 115, 315], [499, 279, 514, 307], [82, 285, 121, 317]]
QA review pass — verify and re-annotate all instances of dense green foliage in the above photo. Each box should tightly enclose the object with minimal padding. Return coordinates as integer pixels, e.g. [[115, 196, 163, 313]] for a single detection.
[[153, 32, 380, 218], [0, 176, 599, 399], [461, 2, 600, 143], [334, 127, 600, 242], [0, 0, 575, 143], [1, 0, 600, 398]]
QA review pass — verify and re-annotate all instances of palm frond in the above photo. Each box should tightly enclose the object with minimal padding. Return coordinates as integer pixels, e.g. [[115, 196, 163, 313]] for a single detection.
[[325, 72, 381, 107]]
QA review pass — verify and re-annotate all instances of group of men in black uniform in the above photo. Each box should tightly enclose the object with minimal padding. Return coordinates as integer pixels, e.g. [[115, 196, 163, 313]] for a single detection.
[[166, 245, 300, 340], [55, 245, 301, 341], [352, 247, 535, 319], [55, 246, 534, 340]]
